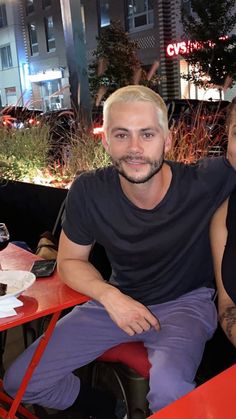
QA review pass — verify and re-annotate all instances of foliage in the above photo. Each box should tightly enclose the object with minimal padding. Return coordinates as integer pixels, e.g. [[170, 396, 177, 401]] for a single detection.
[[59, 125, 111, 175], [181, 0, 236, 89], [0, 102, 228, 188], [89, 21, 141, 102], [166, 102, 227, 163], [0, 125, 52, 182]]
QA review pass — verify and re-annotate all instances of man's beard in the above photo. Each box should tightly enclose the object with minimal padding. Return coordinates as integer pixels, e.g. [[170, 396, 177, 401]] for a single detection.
[[111, 152, 165, 184]]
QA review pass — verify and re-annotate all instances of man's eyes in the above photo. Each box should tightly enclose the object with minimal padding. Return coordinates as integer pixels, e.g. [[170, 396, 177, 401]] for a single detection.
[[114, 132, 155, 140], [143, 132, 154, 139], [115, 133, 128, 139]]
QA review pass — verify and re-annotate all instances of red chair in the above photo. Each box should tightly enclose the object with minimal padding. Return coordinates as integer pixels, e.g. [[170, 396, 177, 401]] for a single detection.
[[91, 341, 151, 419]]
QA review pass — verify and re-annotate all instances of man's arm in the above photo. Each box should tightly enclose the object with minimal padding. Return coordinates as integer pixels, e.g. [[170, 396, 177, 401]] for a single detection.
[[57, 230, 160, 336], [210, 199, 236, 347]]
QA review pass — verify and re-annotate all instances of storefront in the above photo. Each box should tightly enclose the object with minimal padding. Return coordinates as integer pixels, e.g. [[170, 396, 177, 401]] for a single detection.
[[28, 69, 70, 111], [166, 39, 235, 101]]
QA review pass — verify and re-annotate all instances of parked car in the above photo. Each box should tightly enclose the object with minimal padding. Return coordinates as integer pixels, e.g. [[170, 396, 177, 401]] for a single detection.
[[0, 106, 42, 129]]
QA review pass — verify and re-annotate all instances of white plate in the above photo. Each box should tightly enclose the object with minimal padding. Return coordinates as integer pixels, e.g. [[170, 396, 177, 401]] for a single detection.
[[0, 270, 36, 300]]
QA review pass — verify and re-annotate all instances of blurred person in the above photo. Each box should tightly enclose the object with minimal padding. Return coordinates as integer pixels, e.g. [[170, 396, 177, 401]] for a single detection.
[[3, 88, 236, 419], [210, 98, 236, 347]]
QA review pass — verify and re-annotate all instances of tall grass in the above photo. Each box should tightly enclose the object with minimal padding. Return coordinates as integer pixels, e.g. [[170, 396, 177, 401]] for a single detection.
[[60, 125, 111, 174], [166, 102, 227, 163], [0, 124, 52, 182], [0, 101, 228, 187]]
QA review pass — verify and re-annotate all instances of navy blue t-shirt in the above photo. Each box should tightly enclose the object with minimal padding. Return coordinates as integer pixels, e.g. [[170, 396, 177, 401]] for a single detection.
[[63, 157, 236, 305]]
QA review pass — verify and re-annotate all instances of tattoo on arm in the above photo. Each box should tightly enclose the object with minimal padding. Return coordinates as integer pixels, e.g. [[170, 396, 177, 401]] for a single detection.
[[219, 306, 236, 339]]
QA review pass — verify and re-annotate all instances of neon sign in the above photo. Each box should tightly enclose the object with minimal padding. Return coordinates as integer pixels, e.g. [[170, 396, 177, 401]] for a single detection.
[[166, 36, 228, 57], [167, 40, 202, 57]]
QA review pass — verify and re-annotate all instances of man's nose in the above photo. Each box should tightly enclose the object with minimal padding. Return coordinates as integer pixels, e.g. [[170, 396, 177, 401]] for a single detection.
[[129, 135, 143, 152]]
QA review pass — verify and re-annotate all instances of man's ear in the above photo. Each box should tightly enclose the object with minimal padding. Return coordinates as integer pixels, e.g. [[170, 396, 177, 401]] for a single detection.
[[164, 131, 172, 153], [102, 131, 109, 151]]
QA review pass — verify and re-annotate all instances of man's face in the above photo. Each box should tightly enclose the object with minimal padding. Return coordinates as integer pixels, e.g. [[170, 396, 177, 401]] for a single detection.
[[103, 101, 171, 184]]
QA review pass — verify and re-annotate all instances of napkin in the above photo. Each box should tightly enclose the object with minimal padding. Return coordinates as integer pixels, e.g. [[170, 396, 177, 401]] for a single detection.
[[0, 296, 23, 318]]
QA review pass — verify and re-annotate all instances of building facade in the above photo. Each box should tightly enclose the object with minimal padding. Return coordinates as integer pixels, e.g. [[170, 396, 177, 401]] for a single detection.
[[84, 0, 236, 101], [0, 0, 235, 110], [0, 0, 30, 107], [21, 0, 71, 111]]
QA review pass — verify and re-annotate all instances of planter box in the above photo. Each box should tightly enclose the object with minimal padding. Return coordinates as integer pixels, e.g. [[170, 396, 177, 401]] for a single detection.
[[0, 180, 67, 250]]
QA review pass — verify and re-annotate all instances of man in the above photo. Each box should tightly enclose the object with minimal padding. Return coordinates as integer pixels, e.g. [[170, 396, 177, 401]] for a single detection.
[[4, 86, 236, 418]]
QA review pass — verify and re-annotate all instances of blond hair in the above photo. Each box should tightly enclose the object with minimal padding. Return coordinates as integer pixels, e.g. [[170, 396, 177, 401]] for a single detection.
[[103, 85, 169, 136]]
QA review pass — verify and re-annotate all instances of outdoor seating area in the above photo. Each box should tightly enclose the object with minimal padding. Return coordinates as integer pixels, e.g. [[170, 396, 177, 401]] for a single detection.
[[0, 214, 235, 418], [0, 243, 89, 418], [0, 1, 236, 418]]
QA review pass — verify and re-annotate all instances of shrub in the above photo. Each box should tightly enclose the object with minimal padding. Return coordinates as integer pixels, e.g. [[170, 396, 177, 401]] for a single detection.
[[0, 124, 52, 182], [0, 100, 228, 188]]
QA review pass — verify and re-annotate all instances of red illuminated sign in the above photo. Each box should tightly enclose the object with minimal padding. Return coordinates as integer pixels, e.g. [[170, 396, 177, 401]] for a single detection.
[[166, 40, 202, 57], [166, 36, 228, 57]]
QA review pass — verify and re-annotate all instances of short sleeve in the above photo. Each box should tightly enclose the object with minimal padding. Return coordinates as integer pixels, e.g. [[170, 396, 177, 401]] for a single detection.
[[62, 175, 94, 245], [194, 157, 236, 201]]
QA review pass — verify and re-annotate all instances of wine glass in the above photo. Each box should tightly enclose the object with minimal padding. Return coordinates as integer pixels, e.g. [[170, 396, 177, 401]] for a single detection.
[[0, 223, 10, 252]]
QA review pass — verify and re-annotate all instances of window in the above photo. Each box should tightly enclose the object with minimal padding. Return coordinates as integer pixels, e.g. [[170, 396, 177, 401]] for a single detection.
[[127, 0, 154, 31], [28, 23, 39, 55], [25, 0, 34, 15], [0, 45, 13, 69], [5, 87, 17, 105], [42, 0, 51, 9], [45, 16, 56, 52], [100, 0, 110, 27], [0, 4, 7, 28], [42, 80, 62, 111]]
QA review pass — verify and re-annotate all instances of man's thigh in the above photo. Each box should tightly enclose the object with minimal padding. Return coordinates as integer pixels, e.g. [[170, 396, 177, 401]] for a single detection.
[[144, 287, 217, 411], [4, 300, 133, 395]]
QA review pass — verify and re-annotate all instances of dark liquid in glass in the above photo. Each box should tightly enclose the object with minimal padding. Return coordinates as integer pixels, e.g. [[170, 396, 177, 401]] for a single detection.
[[0, 239, 10, 251]]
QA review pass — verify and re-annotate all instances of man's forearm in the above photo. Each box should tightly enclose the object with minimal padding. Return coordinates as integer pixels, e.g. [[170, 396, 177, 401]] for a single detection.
[[219, 305, 236, 347], [57, 259, 119, 303]]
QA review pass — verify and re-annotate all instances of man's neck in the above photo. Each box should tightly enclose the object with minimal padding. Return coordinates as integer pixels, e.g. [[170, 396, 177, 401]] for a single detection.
[[119, 163, 172, 210]]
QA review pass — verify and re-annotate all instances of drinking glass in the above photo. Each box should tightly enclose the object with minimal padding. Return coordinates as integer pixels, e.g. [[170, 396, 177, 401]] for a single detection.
[[0, 223, 10, 252]]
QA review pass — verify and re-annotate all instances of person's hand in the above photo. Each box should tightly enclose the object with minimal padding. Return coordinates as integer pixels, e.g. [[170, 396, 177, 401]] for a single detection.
[[100, 288, 160, 336]]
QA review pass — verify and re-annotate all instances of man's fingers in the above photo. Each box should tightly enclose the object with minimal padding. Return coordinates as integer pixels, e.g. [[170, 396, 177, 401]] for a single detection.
[[123, 326, 136, 336], [153, 322, 161, 331], [145, 312, 161, 331], [123, 318, 161, 336]]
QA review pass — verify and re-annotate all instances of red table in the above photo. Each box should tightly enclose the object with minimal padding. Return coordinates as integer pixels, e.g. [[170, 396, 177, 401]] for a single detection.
[[0, 244, 90, 418], [148, 364, 236, 419]]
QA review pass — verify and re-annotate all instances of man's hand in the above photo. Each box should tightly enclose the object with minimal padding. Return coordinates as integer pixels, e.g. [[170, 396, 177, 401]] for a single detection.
[[100, 288, 161, 336]]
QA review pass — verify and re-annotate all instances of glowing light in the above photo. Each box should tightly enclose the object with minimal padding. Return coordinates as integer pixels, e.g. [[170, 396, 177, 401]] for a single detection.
[[166, 40, 202, 57], [93, 126, 103, 135], [28, 70, 63, 82], [166, 36, 229, 57]]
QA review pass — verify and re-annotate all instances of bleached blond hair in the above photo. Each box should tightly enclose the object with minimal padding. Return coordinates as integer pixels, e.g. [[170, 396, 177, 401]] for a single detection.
[[103, 85, 169, 137]]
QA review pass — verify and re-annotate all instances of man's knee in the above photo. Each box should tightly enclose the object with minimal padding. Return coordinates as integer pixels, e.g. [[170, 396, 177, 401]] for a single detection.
[[3, 364, 21, 397], [148, 367, 195, 412]]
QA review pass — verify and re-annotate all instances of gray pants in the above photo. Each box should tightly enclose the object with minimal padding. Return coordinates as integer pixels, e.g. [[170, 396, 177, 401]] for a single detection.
[[3, 287, 217, 413]]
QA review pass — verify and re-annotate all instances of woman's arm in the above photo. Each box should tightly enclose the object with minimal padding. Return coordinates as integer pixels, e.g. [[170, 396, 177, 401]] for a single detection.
[[210, 198, 236, 347]]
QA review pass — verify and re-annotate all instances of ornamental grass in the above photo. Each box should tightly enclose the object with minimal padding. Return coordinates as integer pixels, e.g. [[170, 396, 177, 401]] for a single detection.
[[0, 100, 228, 188]]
